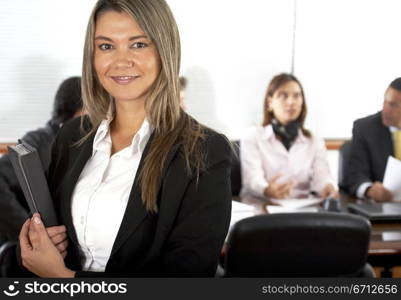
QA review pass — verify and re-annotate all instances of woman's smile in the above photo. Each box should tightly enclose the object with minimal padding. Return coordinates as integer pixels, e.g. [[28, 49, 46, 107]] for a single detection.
[[110, 75, 140, 85]]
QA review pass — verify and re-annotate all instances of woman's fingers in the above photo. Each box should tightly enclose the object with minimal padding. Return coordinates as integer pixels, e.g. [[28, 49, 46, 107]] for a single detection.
[[46, 226, 69, 254], [267, 176, 294, 198], [19, 218, 33, 251], [56, 240, 69, 253], [321, 184, 338, 199], [28, 214, 49, 250], [276, 181, 292, 194], [46, 225, 67, 238], [46, 225, 69, 253], [50, 232, 68, 245]]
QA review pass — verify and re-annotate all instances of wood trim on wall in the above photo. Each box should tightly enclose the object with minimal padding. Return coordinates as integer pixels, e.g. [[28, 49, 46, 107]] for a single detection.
[[0, 143, 16, 154], [324, 139, 348, 151], [0, 139, 349, 155]]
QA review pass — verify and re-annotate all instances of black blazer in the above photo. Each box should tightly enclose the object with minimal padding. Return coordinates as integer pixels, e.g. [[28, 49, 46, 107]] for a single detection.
[[347, 111, 393, 196], [48, 116, 232, 277]]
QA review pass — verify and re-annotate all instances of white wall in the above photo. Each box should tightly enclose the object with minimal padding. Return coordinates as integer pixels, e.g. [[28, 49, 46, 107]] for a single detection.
[[168, 0, 295, 139], [0, 0, 94, 142], [0, 0, 400, 142], [295, 0, 401, 138]]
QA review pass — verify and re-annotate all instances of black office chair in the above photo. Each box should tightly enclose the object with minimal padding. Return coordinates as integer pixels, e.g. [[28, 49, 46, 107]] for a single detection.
[[338, 140, 351, 193], [225, 212, 375, 277], [230, 140, 242, 197], [0, 241, 19, 277]]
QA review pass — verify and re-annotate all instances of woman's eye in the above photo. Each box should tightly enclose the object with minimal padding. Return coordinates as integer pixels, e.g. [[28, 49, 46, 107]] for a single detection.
[[132, 42, 147, 49], [278, 92, 288, 100], [99, 44, 113, 50]]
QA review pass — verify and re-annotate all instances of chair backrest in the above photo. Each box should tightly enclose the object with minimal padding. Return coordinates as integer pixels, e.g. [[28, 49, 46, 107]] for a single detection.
[[338, 140, 351, 193], [0, 241, 18, 277], [225, 212, 372, 277], [230, 140, 242, 197]]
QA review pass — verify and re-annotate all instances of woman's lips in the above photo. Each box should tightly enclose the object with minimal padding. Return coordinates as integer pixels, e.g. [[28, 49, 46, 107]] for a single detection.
[[111, 76, 138, 85]]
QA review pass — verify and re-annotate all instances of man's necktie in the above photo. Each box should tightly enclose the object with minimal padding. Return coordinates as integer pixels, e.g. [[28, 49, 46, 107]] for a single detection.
[[393, 130, 401, 160]]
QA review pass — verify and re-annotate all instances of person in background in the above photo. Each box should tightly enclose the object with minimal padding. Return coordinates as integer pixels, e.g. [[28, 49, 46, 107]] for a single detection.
[[0, 76, 83, 241], [179, 76, 187, 109], [18, 0, 231, 278], [347, 77, 401, 202], [240, 73, 337, 209]]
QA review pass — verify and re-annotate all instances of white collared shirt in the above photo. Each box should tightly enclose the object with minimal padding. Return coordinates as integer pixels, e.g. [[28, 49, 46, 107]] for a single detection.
[[70, 117, 152, 272]]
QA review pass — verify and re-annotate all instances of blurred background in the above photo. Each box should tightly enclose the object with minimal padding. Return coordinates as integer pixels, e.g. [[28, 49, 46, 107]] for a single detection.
[[1, 0, 401, 179]]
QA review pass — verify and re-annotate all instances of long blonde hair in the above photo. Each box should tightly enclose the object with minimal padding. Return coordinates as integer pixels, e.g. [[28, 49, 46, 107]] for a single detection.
[[81, 0, 206, 212]]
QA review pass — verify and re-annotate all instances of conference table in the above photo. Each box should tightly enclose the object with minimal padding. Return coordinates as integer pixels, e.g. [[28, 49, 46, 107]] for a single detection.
[[337, 195, 401, 277], [230, 195, 401, 277], [367, 222, 401, 277]]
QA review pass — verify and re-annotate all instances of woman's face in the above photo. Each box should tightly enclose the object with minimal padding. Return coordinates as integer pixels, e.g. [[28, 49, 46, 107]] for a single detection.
[[94, 10, 161, 104], [268, 80, 303, 125]]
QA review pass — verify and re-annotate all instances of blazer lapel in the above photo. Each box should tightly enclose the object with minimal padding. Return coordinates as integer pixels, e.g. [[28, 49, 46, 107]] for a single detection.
[[61, 133, 95, 247], [110, 133, 180, 256], [373, 112, 393, 157], [381, 127, 394, 157]]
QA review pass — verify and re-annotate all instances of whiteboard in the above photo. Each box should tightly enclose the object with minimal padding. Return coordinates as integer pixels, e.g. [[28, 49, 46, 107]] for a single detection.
[[294, 0, 401, 138], [169, 0, 295, 139]]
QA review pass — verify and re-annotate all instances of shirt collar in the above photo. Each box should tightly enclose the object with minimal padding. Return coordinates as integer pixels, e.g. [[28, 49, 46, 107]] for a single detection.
[[92, 109, 114, 155], [389, 126, 401, 133], [262, 124, 275, 140], [92, 104, 153, 158], [133, 119, 152, 155], [262, 124, 307, 143]]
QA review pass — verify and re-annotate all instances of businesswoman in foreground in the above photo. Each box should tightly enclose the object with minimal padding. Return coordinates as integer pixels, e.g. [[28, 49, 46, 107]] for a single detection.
[[240, 73, 337, 207], [19, 0, 232, 277]]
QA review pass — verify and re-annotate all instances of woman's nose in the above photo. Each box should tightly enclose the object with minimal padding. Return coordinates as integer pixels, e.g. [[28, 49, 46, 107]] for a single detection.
[[114, 51, 134, 68], [286, 97, 296, 105]]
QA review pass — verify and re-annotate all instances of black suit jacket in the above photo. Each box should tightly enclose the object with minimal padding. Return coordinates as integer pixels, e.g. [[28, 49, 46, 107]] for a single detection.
[[347, 111, 393, 196], [48, 117, 232, 277]]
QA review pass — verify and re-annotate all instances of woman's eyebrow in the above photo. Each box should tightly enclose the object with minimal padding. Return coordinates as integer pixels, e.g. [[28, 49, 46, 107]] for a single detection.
[[94, 35, 148, 42], [94, 36, 113, 42], [129, 35, 148, 41]]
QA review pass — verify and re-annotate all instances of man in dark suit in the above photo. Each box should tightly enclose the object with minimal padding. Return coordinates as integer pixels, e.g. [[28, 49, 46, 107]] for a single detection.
[[347, 77, 401, 202], [0, 77, 83, 241]]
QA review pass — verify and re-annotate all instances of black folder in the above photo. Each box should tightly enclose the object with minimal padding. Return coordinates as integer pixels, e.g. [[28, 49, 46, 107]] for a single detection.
[[8, 141, 58, 227]]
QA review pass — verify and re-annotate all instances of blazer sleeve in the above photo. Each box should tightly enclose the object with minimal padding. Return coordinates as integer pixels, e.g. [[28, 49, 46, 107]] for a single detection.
[[160, 134, 232, 277], [348, 120, 373, 196]]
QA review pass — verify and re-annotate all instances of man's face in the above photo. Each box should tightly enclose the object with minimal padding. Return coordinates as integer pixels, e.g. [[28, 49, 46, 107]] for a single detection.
[[382, 87, 401, 128]]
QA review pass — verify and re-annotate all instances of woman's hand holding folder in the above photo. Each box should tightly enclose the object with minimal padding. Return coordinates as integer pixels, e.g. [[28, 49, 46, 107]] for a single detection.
[[45, 224, 69, 259], [19, 213, 75, 278]]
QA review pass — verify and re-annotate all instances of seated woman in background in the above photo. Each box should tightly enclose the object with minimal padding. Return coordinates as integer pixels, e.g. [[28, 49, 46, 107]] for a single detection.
[[240, 73, 337, 207]]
